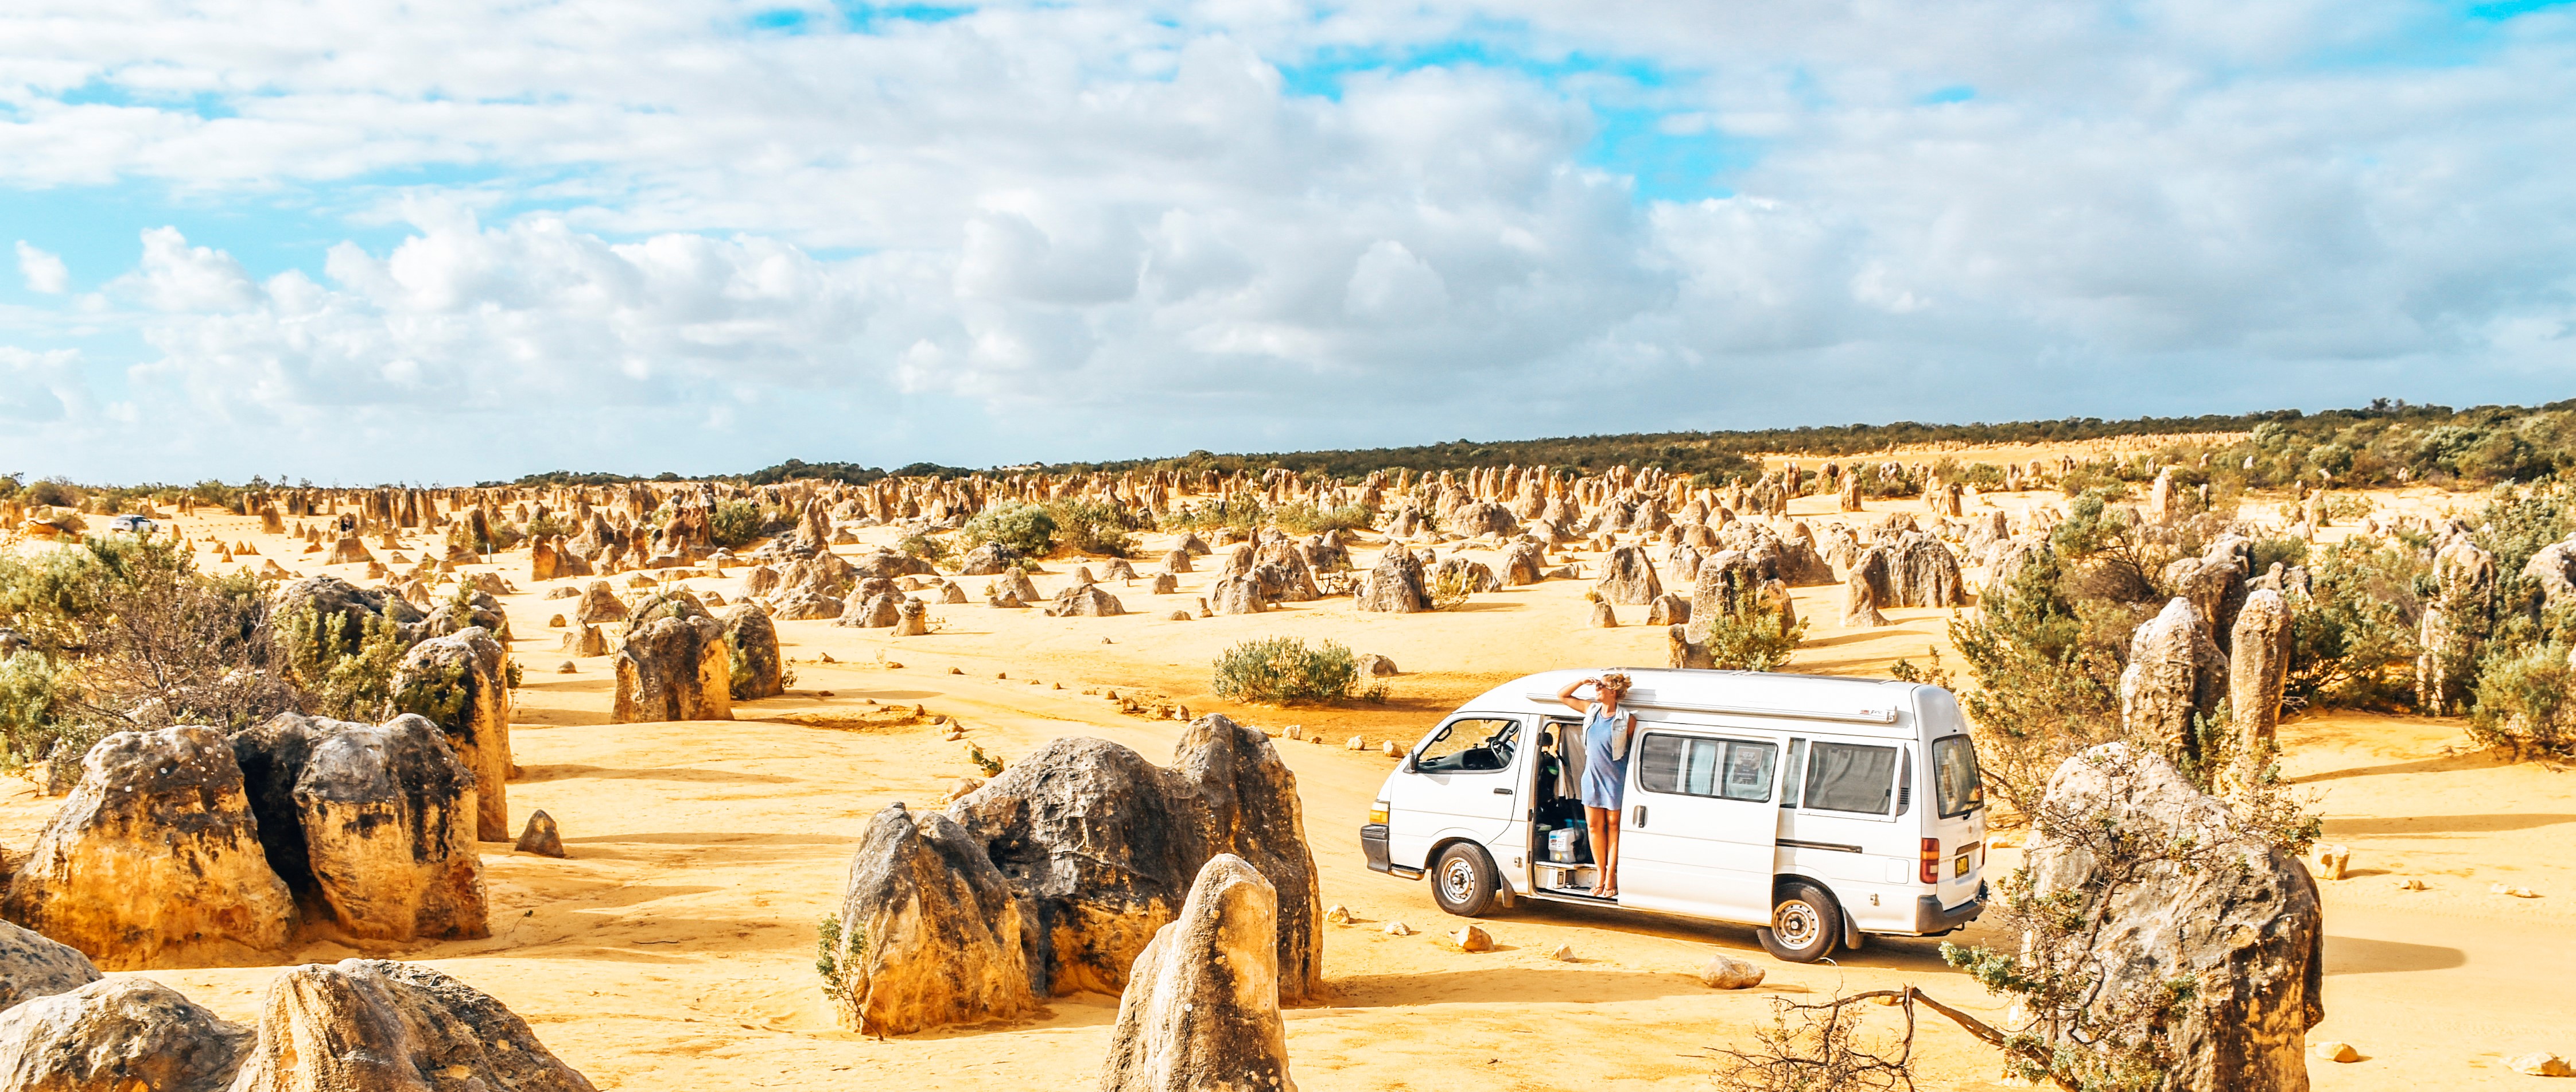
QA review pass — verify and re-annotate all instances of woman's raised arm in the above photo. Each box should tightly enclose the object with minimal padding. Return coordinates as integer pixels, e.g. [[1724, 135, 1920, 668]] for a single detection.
[[1555, 678, 1594, 715]]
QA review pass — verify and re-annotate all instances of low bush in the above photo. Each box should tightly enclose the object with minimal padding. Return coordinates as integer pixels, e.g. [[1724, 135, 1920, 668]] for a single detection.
[[1698, 585, 1806, 672], [2283, 539, 2423, 710], [961, 502, 1057, 557], [895, 531, 953, 566], [1043, 499, 1134, 557], [2469, 643, 2576, 755], [1268, 503, 1374, 536], [709, 500, 766, 549], [275, 601, 407, 722], [1428, 565, 1474, 611], [1210, 637, 1362, 704]]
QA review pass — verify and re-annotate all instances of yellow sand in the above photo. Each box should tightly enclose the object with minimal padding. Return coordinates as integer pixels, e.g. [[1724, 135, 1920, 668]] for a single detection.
[[2, 457, 2569, 1090]]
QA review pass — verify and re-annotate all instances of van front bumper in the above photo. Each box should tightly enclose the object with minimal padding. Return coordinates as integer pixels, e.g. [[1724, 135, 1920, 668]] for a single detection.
[[1361, 823, 1393, 874], [1912, 884, 1987, 935]]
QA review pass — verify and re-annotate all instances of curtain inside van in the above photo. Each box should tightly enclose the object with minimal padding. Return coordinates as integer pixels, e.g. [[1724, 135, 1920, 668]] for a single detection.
[[1802, 742, 1896, 814]]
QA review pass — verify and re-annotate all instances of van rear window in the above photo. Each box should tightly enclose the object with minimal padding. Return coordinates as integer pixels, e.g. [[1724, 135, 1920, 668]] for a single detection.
[[1933, 736, 1983, 817], [1802, 742, 1897, 815]]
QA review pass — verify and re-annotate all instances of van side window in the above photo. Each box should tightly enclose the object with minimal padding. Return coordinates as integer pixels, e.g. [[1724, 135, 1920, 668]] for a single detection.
[[1638, 734, 1777, 803], [1414, 717, 1519, 773], [1801, 742, 1898, 815]]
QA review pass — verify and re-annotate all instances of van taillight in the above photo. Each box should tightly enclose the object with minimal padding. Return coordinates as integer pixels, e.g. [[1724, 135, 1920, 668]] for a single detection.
[[1920, 838, 1941, 885]]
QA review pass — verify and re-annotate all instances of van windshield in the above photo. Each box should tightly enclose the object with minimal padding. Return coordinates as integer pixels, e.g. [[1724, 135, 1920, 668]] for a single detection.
[[1933, 736, 1983, 818], [1415, 717, 1518, 773]]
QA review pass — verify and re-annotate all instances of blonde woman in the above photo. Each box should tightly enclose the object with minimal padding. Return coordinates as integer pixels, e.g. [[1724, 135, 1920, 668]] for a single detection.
[[1555, 671, 1636, 897]]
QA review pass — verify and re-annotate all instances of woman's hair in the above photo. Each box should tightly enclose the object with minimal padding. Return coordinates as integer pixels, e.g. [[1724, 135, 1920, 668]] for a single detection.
[[1598, 671, 1633, 693]]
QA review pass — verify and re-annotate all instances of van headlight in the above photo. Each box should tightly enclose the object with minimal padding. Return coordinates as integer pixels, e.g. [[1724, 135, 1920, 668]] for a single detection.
[[1369, 801, 1389, 825]]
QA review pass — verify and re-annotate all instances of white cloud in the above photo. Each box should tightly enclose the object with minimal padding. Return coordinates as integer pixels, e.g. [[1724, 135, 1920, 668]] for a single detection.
[[0, 1, 2571, 479], [14, 242, 67, 294], [0, 347, 77, 422]]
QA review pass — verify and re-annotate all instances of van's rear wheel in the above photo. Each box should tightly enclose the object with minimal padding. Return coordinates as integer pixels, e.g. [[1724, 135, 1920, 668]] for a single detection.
[[1431, 844, 1499, 918], [1758, 882, 1841, 963]]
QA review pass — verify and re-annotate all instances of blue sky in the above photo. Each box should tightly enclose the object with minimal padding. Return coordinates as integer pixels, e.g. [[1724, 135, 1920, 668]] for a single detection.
[[2, 0, 2572, 483]]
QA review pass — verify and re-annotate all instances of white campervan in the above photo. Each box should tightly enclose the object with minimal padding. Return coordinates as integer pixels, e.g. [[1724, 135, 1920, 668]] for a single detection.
[[1362, 667, 1987, 962]]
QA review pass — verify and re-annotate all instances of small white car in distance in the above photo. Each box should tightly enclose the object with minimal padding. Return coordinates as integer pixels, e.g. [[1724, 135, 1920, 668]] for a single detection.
[[1362, 667, 1987, 962]]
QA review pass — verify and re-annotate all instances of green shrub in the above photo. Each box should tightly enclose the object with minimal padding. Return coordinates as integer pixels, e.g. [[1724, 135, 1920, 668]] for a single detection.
[[709, 499, 766, 549], [2469, 643, 2576, 755], [1268, 503, 1374, 535], [1697, 585, 1808, 673], [961, 502, 1057, 557], [275, 603, 407, 722], [2284, 539, 2423, 710], [1043, 499, 1134, 557], [895, 531, 953, 566], [0, 651, 70, 769], [1428, 565, 1474, 611], [1948, 550, 2124, 821], [1210, 637, 1362, 704]]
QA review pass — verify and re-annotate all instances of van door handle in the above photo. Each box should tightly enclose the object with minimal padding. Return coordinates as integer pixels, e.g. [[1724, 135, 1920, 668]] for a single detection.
[[1491, 787, 1513, 795], [1632, 806, 1646, 827]]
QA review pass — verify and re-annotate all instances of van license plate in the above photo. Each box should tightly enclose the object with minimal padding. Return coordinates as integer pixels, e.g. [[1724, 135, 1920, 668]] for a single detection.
[[1953, 854, 1971, 878]]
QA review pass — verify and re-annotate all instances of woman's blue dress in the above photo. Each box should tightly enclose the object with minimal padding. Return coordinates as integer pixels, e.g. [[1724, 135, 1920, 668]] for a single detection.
[[1581, 704, 1627, 809]]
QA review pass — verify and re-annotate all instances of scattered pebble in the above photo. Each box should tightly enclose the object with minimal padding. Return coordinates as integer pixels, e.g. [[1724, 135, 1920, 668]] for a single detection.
[[1548, 943, 1576, 962], [818, 652, 836, 663], [555, 661, 576, 674], [2311, 1042, 2360, 1063], [1324, 904, 1353, 925], [950, 667, 963, 675], [1346, 736, 1367, 751], [2510, 1052, 2572, 1077], [2492, 884, 2541, 899], [2314, 844, 2351, 880], [1453, 925, 1492, 953], [1384, 921, 1412, 936], [2396, 878, 2426, 891]]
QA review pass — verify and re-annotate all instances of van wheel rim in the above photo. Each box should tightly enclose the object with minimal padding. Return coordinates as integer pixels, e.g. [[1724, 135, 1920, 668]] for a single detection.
[[1775, 901, 1822, 948], [1440, 858, 1477, 903]]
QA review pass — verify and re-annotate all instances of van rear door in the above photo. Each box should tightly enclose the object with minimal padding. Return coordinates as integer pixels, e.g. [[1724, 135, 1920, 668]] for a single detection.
[[1615, 727, 1780, 924]]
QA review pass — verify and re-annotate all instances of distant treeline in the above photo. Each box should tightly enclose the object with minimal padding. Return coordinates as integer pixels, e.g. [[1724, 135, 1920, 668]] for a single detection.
[[11, 399, 2571, 504]]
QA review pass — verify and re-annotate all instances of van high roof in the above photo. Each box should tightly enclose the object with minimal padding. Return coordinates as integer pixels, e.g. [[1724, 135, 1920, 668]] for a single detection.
[[1464, 667, 1932, 729]]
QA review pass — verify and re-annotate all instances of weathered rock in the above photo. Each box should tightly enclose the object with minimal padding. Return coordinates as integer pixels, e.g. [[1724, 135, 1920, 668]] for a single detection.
[[1882, 531, 1966, 607], [0, 976, 250, 1092], [1208, 572, 1269, 615], [2228, 589, 2294, 770], [515, 810, 566, 858], [769, 588, 843, 620], [1595, 545, 1662, 605], [1589, 600, 1617, 627], [1697, 954, 1766, 989], [228, 958, 598, 1092], [1098, 856, 1296, 1092], [2120, 597, 2230, 767], [0, 920, 100, 1011], [958, 542, 1024, 576], [2, 726, 294, 969], [1355, 653, 1398, 677], [1446, 501, 1517, 538], [1841, 546, 1893, 627], [1355, 548, 1428, 613], [2027, 744, 2322, 1092], [572, 580, 628, 626], [1429, 557, 1501, 596], [2524, 538, 2576, 613], [293, 714, 489, 941], [942, 716, 1322, 1009], [892, 599, 932, 636], [720, 604, 786, 701], [2511, 1052, 2574, 1078], [829, 805, 1036, 1036], [1498, 541, 1547, 586], [388, 627, 512, 841], [612, 609, 734, 724], [558, 624, 608, 656], [1646, 592, 1691, 626], [1047, 585, 1126, 617], [995, 566, 1042, 604], [1452, 924, 1492, 953], [2417, 537, 2499, 713], [1253, 545, 1322, 603]]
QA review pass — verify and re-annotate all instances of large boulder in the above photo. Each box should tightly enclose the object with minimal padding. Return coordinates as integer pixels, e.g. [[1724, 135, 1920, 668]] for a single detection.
[[1208, 573, 1270, 615], [2026, 744, 2322, 1091], [269, 576, 413, 644], [418, 590, 512, 644], [612, 612, 734, 724], [721, 604, 786, 701], [957, 542, 1024, 576], [2417, 537, 2499, 713], [1882, 531, 1966, 607], [1253, 544, 1320, 603], [2120, 597, 2230, 768], [827, 805, 1036, 1036], [1047, 585, 1125, 617], [1498, 541, 1547, 586], [937, 716, 1321, 1009], [1354, 548, 1427, 613], [2, 726, 295, 969], [388, 627, 512, 841], [1098, 856, 1296, 1092], [228, 959, 598, 1092], [572, 580, 628, 626], [1595, 545, 1662, 605], [2228, 589, 2294, 771], [0, 976, 251, 1092], [1444, 502, 1517, 539], [292, 715, 490, 942], [2523, 537, 2576, 614], [1841, 546, 1893, 628], [0, 920, 100, 1011]]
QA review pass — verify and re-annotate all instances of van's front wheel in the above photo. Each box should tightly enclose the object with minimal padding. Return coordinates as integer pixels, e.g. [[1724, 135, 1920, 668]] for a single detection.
[[1758, 882, 1841, 963], [1431, 843, 1499, 918]]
